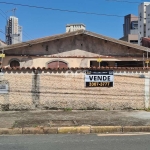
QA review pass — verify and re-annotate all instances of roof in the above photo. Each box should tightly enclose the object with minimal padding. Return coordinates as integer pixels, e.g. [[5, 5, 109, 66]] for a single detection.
[[0, 30, 150, 52], [141, 37, 150, 48], [142, 37, 150, 42], [125, 14, 138, 18], [0, 40, 7, 46]]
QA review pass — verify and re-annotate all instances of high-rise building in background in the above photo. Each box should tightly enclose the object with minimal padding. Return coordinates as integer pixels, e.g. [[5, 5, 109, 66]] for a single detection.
[[5, 16, 22, 45], [146, 4, 150, 38], [119, 14, 138, 44], [138, 2, 150, 45]]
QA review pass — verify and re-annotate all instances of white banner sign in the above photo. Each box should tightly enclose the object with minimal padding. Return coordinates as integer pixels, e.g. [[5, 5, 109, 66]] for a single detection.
[[85, 75, 114, 82], [0, 81, 9, 93], [85, 70, 114, 87]]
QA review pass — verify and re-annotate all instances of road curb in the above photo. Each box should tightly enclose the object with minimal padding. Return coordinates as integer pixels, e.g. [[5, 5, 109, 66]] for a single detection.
[[123, 126, 150, 132], [0, 128, 22, 135], [91, 126, 122, 133], [43, 127, 58, 134], [0, 126, 150, 135], [22, 127, 44, 134], [58, 126, 91, 134]]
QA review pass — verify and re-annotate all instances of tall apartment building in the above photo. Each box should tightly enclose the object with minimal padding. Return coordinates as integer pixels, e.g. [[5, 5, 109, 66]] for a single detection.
[[146, 4, 150, 38], [120, 14, 138, 44], [138, 2, 150, 45], [5, 16, 22, 45]]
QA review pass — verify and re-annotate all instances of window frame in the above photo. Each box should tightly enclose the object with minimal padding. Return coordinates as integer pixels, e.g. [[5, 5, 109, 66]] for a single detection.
[[9, 58, 20, 68]]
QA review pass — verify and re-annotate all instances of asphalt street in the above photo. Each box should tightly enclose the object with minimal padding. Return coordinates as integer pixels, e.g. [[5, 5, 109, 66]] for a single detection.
[[0, 133, 150, 150]]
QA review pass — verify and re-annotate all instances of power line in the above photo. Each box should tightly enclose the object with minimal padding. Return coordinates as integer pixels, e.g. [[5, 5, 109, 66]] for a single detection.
[[0, 29, 16, 40], [0, 1, 149, 19], [0, 9, 7, 20], [23, 33, 32, 41], [105, 0, 141, 4], [23, 30, 34, 40], [0, 30, 32, 47], [0, 27, 21, 43], [0, 8, 8, 19], [0, 8, 33, 41], [0, 1, 131, 18]]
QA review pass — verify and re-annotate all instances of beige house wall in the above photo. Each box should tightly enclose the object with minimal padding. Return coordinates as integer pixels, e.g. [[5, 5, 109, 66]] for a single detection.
[[0, 69, 148, 111], [2, 56, 145, 68], [0, 41, 7, 47]]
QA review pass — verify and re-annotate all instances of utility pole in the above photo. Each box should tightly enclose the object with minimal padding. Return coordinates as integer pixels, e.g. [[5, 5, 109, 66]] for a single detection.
[[0, 48, 5, 72], [143, 53, 145, 67], [97, 52, 102, 68], [147, 49, 149, 68], [145, 49, 149, 68]]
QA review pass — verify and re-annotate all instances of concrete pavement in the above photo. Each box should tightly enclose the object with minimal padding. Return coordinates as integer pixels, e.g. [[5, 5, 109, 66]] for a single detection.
[[0, 110, 150, 134]]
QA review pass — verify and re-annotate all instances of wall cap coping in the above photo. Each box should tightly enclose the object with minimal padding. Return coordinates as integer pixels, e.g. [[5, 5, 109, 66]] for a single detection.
[[0, 67, 150, 71]]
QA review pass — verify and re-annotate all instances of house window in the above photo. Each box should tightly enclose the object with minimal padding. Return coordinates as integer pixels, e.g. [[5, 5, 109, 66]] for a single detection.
[[10, 60, 20, 67], [47, 60, 68, 68], [101, 62, 108, 67], [90, 61, 108, 67], [45, 45, 49, 51]]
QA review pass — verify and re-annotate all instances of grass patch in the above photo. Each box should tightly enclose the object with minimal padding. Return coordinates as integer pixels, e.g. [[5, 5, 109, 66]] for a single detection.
[[145, 107, 150, 111], [63, 108, 72, 111]]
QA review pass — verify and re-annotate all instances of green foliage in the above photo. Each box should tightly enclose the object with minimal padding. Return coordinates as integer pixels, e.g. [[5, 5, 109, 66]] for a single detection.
[[104, 108, 110, 111], [63, 108, 72, 111], [145, 107, 150, 111], [12, 121, 18, 128]]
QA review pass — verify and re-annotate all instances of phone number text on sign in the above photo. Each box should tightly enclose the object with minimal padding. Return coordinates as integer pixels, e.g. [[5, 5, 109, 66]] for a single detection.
[[86, 82, 113, 87]]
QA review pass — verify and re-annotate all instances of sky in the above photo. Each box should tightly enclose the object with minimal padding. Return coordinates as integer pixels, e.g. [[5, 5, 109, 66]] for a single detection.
[[0, 0, 148, 42]]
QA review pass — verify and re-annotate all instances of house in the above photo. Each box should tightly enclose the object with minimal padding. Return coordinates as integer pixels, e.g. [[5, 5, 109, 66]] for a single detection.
[[0, 25, 150, 111], [0, 25, 149, 69], [0, 40, 7, 47]]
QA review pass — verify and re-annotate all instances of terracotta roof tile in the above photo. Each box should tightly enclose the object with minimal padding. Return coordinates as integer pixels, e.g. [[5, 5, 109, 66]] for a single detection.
[[1, 67, 150, 71]]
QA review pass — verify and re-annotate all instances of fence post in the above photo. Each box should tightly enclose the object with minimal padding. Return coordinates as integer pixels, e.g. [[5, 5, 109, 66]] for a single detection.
[[145, 71, 150, 109]]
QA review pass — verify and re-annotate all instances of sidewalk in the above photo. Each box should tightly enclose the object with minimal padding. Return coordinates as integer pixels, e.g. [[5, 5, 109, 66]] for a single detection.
[[0, 110, 150, 128]]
